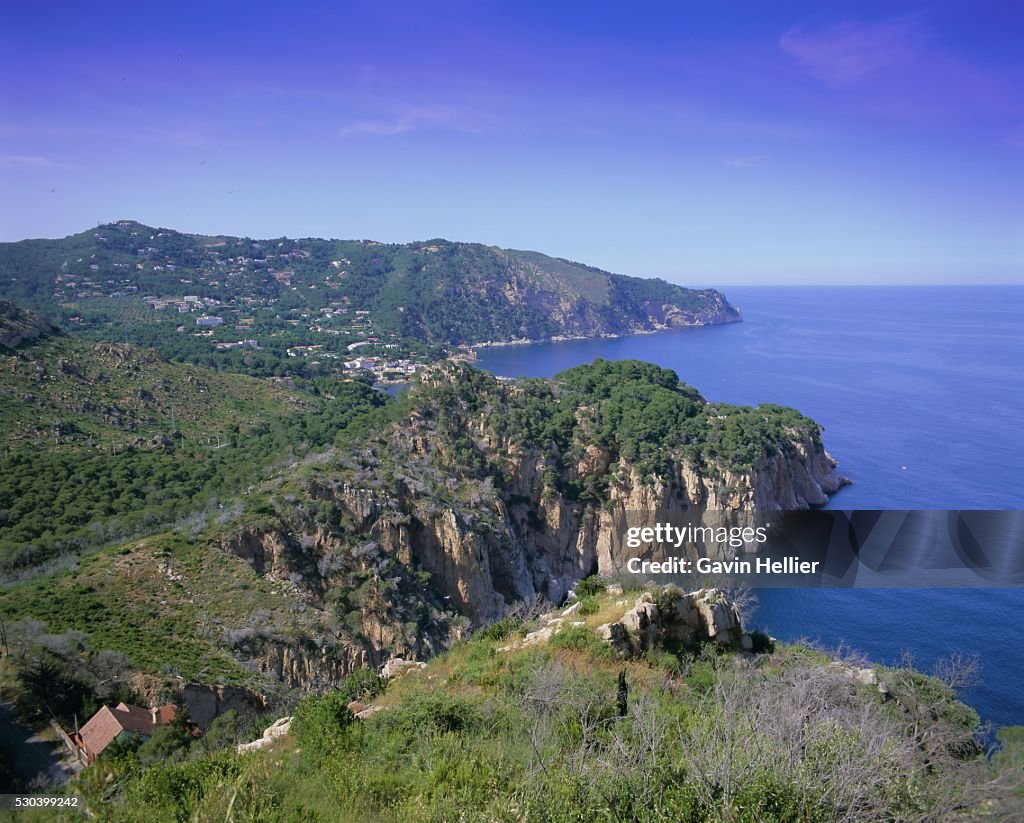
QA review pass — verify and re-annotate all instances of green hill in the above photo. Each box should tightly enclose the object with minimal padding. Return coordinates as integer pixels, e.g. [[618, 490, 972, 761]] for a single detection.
[[0, 359, 845, 711], [0, 221, 740, 346], [0, 306, 386, 570]]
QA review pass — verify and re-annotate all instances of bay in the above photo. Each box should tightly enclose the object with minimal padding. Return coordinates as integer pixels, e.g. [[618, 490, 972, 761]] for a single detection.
[[476, 286, 1024, 728]]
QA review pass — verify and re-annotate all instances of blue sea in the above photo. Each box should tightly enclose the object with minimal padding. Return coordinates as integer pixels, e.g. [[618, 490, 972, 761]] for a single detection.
[[476, 286, 1024, 729]]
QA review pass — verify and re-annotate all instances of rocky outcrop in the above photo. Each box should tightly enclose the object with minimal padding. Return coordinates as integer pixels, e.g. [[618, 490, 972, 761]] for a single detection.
[[0, 300, 54, 349], [237, 716, 291, 754], [597, 588, 744, 656], [381, 657, 427, 678], [253, 639, 371, 691], [183, 684, 268, 730], [128, 674, 268, 730], [208, 365, 846, 693]]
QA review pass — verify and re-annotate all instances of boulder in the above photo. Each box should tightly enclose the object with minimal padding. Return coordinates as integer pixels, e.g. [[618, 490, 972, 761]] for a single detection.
[[597, 622, 633, 657], [693, 589, 741, 645], [237, 716, 292, 754], [522, 626, 555, 647], [620, 602, 660, 651], [381, 657, 427, 679]]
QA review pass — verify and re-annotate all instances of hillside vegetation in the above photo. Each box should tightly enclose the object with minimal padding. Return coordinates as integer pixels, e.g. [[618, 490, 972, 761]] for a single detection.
[[0, 302, 387, 571], [56, 584, 1024, 822], [0, 359, 846, 757], [0, 220, 740, 347]]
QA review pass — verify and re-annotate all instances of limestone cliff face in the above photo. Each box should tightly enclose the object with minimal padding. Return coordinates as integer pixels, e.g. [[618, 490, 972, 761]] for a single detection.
[[485, 253, 742, 343], [212, 365, 846, 692]]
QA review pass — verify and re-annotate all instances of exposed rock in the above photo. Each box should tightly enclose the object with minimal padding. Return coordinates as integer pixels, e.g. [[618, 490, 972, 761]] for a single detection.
[[255, 640, 368, 692], [620, 600, 661, 651], [381, 657, 427, 679], [597, 622, 633, 657], [128, 674, 268, 731], [599, 587, 745, 656], [522, 626, 555, 647], [693, 589, 742, 646], [182, 683, 268, 730], [199, 365, 846, 694], [829, 662, 880, 688], [237, 716, 292, 754], [0, 301, 54, 349]]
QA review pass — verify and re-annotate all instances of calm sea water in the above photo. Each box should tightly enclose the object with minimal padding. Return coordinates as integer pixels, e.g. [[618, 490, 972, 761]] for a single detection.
[[476, 286, 1024, 728]]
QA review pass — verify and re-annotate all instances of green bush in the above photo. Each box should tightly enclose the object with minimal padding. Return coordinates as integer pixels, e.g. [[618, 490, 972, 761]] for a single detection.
[[338, 668, 387, 703], [550, 626, 611, 659], [382, 692, 485, 738], [480, 615, 524, 641], [686, 661, 717, 694], [649, 650, 684, 677], [291, 690, 354, 759], [573, 576, 606, 599]]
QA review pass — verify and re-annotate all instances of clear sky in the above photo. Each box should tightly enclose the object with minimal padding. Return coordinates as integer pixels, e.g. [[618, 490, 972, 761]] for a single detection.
[[1, 1, 1022, 284]]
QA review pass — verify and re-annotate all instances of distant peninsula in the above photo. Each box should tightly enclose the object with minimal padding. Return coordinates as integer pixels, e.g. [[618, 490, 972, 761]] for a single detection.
[[0, 220, 741, 347]]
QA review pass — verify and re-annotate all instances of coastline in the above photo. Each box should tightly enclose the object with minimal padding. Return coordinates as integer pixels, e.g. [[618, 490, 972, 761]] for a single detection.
[[471, 317, 740, 349]]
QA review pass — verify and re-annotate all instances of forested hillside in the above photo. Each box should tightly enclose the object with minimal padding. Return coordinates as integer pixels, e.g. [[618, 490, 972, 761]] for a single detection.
[[0, 220, 740, 347]]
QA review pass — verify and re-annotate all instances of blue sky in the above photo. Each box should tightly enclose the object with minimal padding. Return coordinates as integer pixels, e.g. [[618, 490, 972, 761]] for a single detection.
[[1, 1, 1022, 284]]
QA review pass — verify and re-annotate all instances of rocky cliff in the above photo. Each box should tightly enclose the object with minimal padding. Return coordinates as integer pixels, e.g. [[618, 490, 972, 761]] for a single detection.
[[210, 360, 847, 691], [0, 300, 53, 349]]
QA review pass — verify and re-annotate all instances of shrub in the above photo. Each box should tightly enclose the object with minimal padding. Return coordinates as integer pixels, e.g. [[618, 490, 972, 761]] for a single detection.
[[749, 630, 775, 653], [384, 692, 484, 737], [480, 615, 524, 641], [291, 690, 354, 759], [338, 668, 386, 703], [574, 576, 606, 599], [649, 650, 684, 677], [550, 626, 611, 659], [686, 661, 717, 694]]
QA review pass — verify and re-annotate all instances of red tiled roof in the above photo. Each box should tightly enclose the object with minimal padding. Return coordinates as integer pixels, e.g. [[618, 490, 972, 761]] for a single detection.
[[78, 706, 126, 761], [154, 704, 177, 725], [114, 702, 159, 734], [77, 702, 177, 761]]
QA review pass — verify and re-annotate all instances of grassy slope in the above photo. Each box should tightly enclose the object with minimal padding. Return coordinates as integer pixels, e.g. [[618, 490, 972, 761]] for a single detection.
[[64, 585, 1019, 823], [0, 532, 301, 687]]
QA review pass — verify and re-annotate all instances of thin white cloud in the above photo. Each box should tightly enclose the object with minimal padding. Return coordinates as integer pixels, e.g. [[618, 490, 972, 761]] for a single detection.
[[780, 19, 920, 87], [0, 154, 68, 169], [726, 155, 765, 168], [339, 105, 491, 138]]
